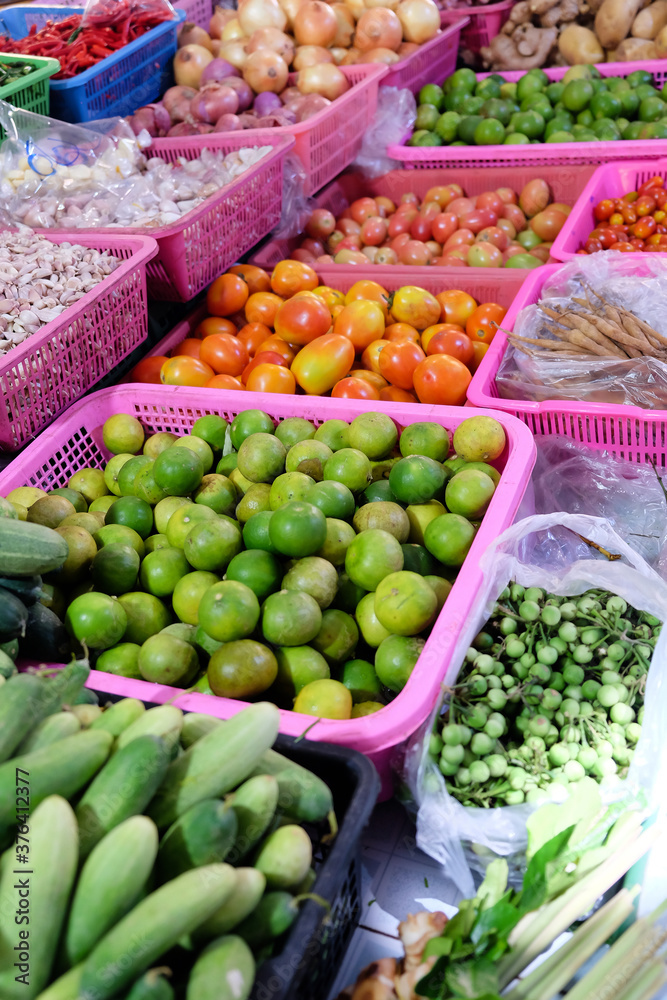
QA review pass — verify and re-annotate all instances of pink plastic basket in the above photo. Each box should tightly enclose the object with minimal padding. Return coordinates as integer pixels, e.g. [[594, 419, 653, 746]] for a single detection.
[[388, 62, 667, 169], [173, 0, 211, 29], [249, 164, 599, 288], [381, 19, 467, 94], [35, 133, 294, 303], [439, 1, 512, 55], [0, 233, 157, 452], [0, 385, 535, 796], [551, 158, 667, 261], [466, 259, 667, 462]]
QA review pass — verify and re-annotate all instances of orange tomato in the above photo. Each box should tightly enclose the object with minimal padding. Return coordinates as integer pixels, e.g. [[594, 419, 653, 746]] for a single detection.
[[412, 354, 471, 406], [344, 279, 390, 318], [160, 356, 215, 387], [332, 377, 381, 400], [379, 385, 417, 403], [361, 339, 389, 374], [422, 323, 462, 353], [270, 260, 318, 298], [274, 293, 332, 346], [207, 273, 249, 317], [241, 350, 289, 384], [129, 356, 168, 383], [333, 300, 385, 353], [171, 338, 201, 359], [348, 369, 388, 389], [194, 317, 237, 339], [246, 363, 296, 393], [291, 334, 355, 395], [258, 335, 296, 363], [206, 374, 246, 390], [199, 333, 249, 376], [245, 292, 284, 327], [314, 285, 345, 310], [378, 340, 426, 390], [469, 341, 490, 373], [426, 329, 474, 366], [436, 289, 478, 326], [384, 322, 420, 344], [466, 303, 507, 344], [227, 264, 271, 294], [389, 286, 441, 330], [236, 322, 272, 357]]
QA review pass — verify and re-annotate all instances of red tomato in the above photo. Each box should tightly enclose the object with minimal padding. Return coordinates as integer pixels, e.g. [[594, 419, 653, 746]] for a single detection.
[[412, 354, 471, 406], [236, 322, 272, 357], [227, 264, 271, 295], [337, 234, 363, 251], [410, 215, 433, 242], [271, 260, 318, 298], [476, 226, 509, 251], [350, 197, 379, 224], [333, 300, 385, 352], [345, 280, 390, 318], [241, 350, 288, 384], [171, 338, 201, 359], [379, 385, 418, 402], [476, 191, 504, 216], [466, 303, 507, 345], [399, 240, 431, 266], [274, 293, 332, 345], [306, 208, 336, 240], [431, 212, 458, 244], [390, 233, 411, 253], [339, 218, 362, 237], [448, 197, 475, 219], [426, 328, 474, 365], [331, 377, 381, 399], [291, 334, 355, 395], [421, 322, 464, 353], [360, 216, 388, 246], [129, 356, 167, 383], [199, 333, 249, 376], [436, 289, 478, 326], [348, 369, 388, 389], [245, 292, 284, 327], [206, 374, 246, 390], [469, 341, 490, 374], [160, 356, 215, 387], [246, 364, 296, 393], [424, 185, 456, 209], [207, 273, 248, 317], [460, 209, 498, 234], [378, 340, 426, 390], [443, 229, 475, 250], [361, 339, 390, 373], [384, 322, 420, 344], [257, 335, 296, 362], [195, 317, 237, 340], [390, 286, 440, 330]]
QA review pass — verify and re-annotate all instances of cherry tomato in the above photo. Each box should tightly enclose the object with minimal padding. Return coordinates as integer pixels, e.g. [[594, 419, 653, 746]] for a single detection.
[[633, 216, 657, 240], [410, 215, 433, 243], [412, 354, 471, 406], [246, 364, 296, 393], [476, 191, 504, 216], [349, 197, 379, 225], [476, 226, 509, 251], [376, 247, 398, 265], [306, 208, 336, 240], [390, 286, 440, 330], [274, 293, 332, 346], [379, 385, 418, 402], [331, 377, 381, 400], [431, 212, 458, 244], [360, 216, 388, 246], [245, 291, 284, 327], [400, 192, 419, 206], [333, 300, 385, 352], [291, 334, 355, 395], [424, 186, 455, 209], [361, 339, 390, 374], [436, 290, 478, 326], [160, 356, 215, 387], [399, 240, 432, 266], [129, 356, 167, 383], [635, 195, 657, 217], [207, 273, 248, 317], [227, 264, 271, 294], [375, 195, 395, 216], [345, 280, 390, 318], [199, 333, 249, 376], [270, 260, 318, 298], [206, 374, 246, 390], [593, 199, 616, 222], [390, 233, 411, 253], [387, 213, 414, 238], [384, 322, 420, 344], [378, 340, 426, 390], [584, 239, 603, 254], [466, 303, 506, 345], [337, 234, 363, 252], [443, 229, 475, 250], [339, 218, 362, 238], [609, 242, 637, 252]]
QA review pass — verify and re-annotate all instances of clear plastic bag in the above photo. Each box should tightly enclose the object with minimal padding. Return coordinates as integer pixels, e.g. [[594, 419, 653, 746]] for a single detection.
[[404, 513, 667, 898], [352, 86, 416, 178], [496, 253, 667, 407], [272, 152, 313, 240]]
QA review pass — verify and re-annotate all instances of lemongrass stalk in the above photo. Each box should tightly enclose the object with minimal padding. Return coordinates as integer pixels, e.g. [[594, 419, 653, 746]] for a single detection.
[[498, 826, 660, 988], [603, 958, 667, 1000], [505, 888, 638, 1000], [562, 900, 667, 1000]]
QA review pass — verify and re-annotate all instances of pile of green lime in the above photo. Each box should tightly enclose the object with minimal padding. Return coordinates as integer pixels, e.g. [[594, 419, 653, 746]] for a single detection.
[[409, 64, 667, 148], [5, 411, 508, 722]]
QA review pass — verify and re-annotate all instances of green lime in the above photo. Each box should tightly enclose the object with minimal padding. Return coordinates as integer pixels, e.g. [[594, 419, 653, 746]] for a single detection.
[[375, 634, 425, 693], [172, 435, 214, 474], [480, 98, 512, 125], [172, 570, 219, 625], [269, 501, 327, 557], [562, 65, 593, 84], [165, 503, 217, 548], [139, 546, 189, 597], [504, 133, 530, 144], [242, 510, 278, 553], [424, 513, 475, 566], [573, 128, 598, 142], [49, 487, 87, 513], [137, 633, 198, 686], [592, 119, 620, 140], [94, 523, 145, 559], [322, 449, 372, 492], [623, 120, 644, 140], [65, 592, 127, 650], [95, 642, 141, 678], [355, 591, 391, 648], [361, 480, 402, 505], [311, 608, 358, 665], [193, 473, 237, 516], [389, 456, 445, 505], [576, 108, 594, 126], [342, 659, 381, 704], [134, 464, 168, 506], [282, 556, 338, 610], [143, 432, 178, 460], [331, 574, 366, 615], [307, 480, 355, 519], [236, 483, 272, 524], [216, 453, 238, 476], [208, 640, 278, 699], [118, 591, 171, 644], [314, 419, 349, 451], [449, 67, 476, 93], [102, 413, 144, 456], [628, 69, 652, 87], [68, 469, 108, 504], [226, 549, 283, 601], [293, 678, 352, 720], [510, 110, 545, 139], [348, 412, 398, 461], [562, 79, 594, 112], [546, 130, 574, 143], [115, 455, 151, 497], [401, 543, 438, 576], [272, 645, 330, 703], [261, 590, 322, 646], [198, 580, 260, 641], [419, 82, 444, 109], [183, 517, 242, 572], [636, 83, 661, 101], [589, 91, 620, 120], [641, 121, 667, 139], [416, 103, 440, 131], [316, 517, 356, 566], [230, 409, 274, 450], [457, 114, 483, 144], [435, 110, 461, 142], [474, 117, 505, 145], [285, 439, 332, 474], [410, 129, 441, 147], [374, 570, 437, 636], [237, 432, 286, 483], [345, 528, 404, 591], [546, 81, 565, 103], [475, 78, 501, 100], [499, 81, 516, 100], [520, 95, 553, 122], [91, 543, 140, 596], [516, 73, 546, 102], [105, 496, 153, 539], [145, 533, 170, 553], [269, 471, 315, 509], [153, 496, 192, 535], [405, 499, 446, 546], [153, 447, 203, 497], [445, 470, 496, 519], [192, 414, 228, 453], [545, 116, 573, 139], [640, 96, 664, 122], [275, 417, 316, 448]]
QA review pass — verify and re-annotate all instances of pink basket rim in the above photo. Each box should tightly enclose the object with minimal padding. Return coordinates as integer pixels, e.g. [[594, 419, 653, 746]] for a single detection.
[[440, 0, 512, 18], [0, 231, 157, 369], [0, 384, 536, 753], [31, 133, 294, 243], [550, 157, 667, 262], [382, 19, 468, 83]]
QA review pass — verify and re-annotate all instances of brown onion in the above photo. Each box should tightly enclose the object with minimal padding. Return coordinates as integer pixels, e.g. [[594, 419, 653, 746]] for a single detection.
[[238, 0, 287, 34], [361, 46, 400, 62], [355, 8, 402, 50], [245, 26, 295, 62], [221, 18, 246, 40], [344, 0, 365, 18], [219, 39, 250, 69], [396, 40, 418, 55], [278, 0, 304, 29], [211, 39, 222, 55], [209, 6, 237, 38], [341, 47, 362, 63], [294, 0, 338, 46], [243, 49, 289, 92], [178, 22, 214, 51], [366, 0, 399, 8], [292, 44, 334, 69], [396, 0, 440, 43], [329, 46, 348, 63], [297, 63, 349, 99], [331, 3, 355, 46], [173, 44, 213, 88]]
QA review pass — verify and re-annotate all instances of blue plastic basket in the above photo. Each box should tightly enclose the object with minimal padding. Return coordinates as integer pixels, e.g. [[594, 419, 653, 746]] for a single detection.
[[0, 5, 184, 123]]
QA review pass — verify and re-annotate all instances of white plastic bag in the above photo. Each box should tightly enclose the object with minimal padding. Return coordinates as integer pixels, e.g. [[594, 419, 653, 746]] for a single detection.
[[407, 512, 667, 898], [352, 85, 416, 178]]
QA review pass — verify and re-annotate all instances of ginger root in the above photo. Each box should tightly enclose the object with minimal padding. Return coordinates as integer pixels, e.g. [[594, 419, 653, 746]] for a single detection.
[[540, 0, 582, 28], [481, 24, 557, 68]]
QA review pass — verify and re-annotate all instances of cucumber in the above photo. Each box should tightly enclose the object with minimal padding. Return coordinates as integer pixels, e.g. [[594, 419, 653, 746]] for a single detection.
[[70, 704, 102, 727], [235, 892, 299, 950], [0, 519, 69, 577], [0, 796, 78, 998], [71, 688, 99, 706], [252, 748, 334, 823], [193, 868, 266, 942], [90, 698, 145, 737], [0, 672, 45, 762], [0, 650, 16, 679], [14, 711, 81, 755], [34, 964, 83, 1000], [227, 774, 279, 863], [0, 575, 44, 606], [115, 705, 183, 753], [65, 815, 159, 967], [125, 969, 175, 1000], [253, 825, 313, 890], [180, 712, 220, 749], [0, 730, 112, 835], [76, 735, 170, 860], [186, 936, 254, 1000], [148, 703, 280, 830], [0, 586, 28, 641], [157, 799, 237, 882], [79, 864, 238, 1000], [0, 639, 19, 662], [19, 603, 71, 663]]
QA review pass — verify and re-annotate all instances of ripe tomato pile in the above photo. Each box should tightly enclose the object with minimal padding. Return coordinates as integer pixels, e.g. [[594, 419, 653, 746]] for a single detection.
[[130, 261, 506, 406], [287, 179, 570, 270], [579, 175, 667, 254]]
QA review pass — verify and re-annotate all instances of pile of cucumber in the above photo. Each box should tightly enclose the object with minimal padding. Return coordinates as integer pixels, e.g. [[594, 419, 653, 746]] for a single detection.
[[0, 663, 336, 1000]]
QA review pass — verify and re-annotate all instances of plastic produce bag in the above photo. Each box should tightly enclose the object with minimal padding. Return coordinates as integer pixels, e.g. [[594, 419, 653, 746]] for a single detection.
[[352, 86, 416, 178], [496, 253, 667, 407], [404, 512, 667, 898], [272, 152, 313, 239]]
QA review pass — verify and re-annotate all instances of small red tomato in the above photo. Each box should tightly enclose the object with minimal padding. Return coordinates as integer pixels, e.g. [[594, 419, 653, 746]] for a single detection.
[[475, 226, 509, 251], [584, 238, 603, 254], [443, 229, 475, 250], [593, 199, 616, 222], [475, 191, 504, 216], [399, 240, 431, 266], [306, 208, 336, 240], [360, 216, 388, 246], [410, 215, 433, 242]]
